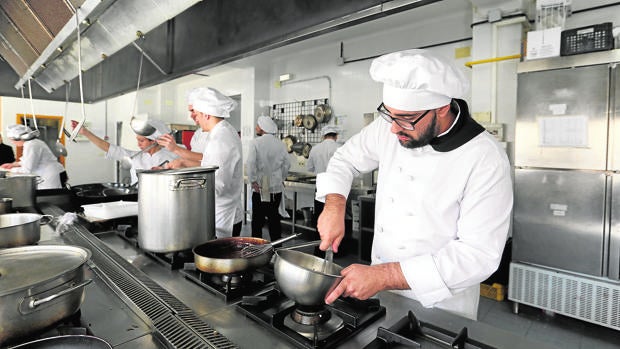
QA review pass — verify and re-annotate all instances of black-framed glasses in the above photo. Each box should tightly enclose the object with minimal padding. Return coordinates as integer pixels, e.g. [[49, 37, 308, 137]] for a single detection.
[[376, 102, 431, 131]]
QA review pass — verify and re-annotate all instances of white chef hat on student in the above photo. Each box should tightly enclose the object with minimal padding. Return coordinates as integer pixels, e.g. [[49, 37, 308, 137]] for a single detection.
[[145, 118, 171, 140], [321, 125, 340, 137], [369, 49, 469, 111], [192, 87, 237, 118], [6, 124, 31, 140], [257, 116, 277, 134], [186, 87, 209, 105]]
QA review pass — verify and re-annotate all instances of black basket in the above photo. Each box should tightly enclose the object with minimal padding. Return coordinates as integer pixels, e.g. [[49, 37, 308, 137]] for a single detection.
[[560, 22, 614, 56]]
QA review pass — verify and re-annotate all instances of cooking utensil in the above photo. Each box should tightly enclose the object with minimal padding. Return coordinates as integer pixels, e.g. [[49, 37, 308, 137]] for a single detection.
[[52, 82, 71, 158], [314, 104, 332, 123], [0, 174, 42, 207], [322, 246, 333, 273], [129, 116, 156, 137], [0, 213, 53, 248], [120, 130, 175, 170], [8, 335, 112, 349], [294, 115, 304, 127], [0, 198, 12, 214], [68, 6, 86, 142], [0, 245, 92, 345], [301, 142, 312, 158], [240, 233, 302, 257], [303, 114, 318, 131], [291, 142, 305, 156], [138, 167, 217, 253], [283, 135, 297, 153], [274, 249, 343, 306]]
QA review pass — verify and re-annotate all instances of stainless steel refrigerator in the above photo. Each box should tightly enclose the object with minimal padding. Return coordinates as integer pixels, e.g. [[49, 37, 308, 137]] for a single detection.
[[510, 49, 620, 330]]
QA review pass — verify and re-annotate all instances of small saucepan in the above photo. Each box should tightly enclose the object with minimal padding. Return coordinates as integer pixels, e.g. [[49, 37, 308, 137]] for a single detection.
[[0, 213, 54, 248]]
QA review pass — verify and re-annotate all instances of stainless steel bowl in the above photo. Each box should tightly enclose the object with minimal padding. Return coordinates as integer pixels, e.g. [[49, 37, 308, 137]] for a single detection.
[[274, 250, 342, 306]]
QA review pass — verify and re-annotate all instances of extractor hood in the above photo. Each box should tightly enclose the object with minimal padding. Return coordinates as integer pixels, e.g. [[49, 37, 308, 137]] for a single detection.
[[0, 0, 200, 93]]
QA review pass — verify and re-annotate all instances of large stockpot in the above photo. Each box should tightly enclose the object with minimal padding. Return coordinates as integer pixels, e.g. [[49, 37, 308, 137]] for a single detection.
[[0, 245, 92, 345], [138, 167, 217, 253], [0, 213, 53, 248], [274, 250, 343, 306], [0, 174, 41, 208]]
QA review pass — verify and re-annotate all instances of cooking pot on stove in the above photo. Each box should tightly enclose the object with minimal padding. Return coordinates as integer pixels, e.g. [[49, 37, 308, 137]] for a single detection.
[[0, 245, 92, 345], [138, 167, 216, 253], [0, 213, 54, 248], [0, 174, 41, 208], [8, 335, 112, 349], [274, 250, 342, 306]]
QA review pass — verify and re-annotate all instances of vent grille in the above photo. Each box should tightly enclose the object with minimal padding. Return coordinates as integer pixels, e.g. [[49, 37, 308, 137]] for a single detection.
[[509, 263, 620, 330]]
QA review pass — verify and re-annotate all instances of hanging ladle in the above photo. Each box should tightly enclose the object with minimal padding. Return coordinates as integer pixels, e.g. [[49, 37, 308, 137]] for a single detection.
[[120, 130, 176, 170], [52, 83, 71, 157], [129, 116, 156, 137]]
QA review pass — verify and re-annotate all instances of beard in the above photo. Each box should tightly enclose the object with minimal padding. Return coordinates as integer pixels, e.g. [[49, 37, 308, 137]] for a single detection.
[[396, 114, 437, 149]]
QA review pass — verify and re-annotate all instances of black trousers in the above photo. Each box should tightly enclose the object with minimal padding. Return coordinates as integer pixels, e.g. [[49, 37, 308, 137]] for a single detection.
[[59, 171, 68, 188], [251, 192, 282, 241], [232, 221, 242, 237]]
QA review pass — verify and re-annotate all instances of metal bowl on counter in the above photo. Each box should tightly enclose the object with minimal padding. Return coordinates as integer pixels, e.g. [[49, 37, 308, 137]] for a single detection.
[[0, 213, 54, 248]]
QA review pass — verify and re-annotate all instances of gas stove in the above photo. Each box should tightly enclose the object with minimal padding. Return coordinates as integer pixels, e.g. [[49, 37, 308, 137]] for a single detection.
[[180, 264, 276, 303], [238, 287, 386, 349], [364, 310, 496, 349]]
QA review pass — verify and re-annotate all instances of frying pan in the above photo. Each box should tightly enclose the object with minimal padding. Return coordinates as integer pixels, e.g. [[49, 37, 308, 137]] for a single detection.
[[283, 135, 297, 153], [193, 233, 302, 274], [303, 114, 318, 131], [301, 143, 312, 158], [294, 115, 304, 127], [314, 104, 332, 123]]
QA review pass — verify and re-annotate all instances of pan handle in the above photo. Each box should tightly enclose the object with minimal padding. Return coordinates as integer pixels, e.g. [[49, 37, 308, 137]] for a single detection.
[[39, 214, 54, 225], [26, 279, 92, 310]]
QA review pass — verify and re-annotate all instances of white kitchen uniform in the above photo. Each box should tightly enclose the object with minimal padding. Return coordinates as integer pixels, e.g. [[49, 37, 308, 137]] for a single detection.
[[316, 114, 513, 320], [106, 144, 178, 184], [306, 139, 340, 174], [200, 121, 243, 238], [13, 138, 65, 189], [190, 128, 208, 153], [246, 133, 290, 196]]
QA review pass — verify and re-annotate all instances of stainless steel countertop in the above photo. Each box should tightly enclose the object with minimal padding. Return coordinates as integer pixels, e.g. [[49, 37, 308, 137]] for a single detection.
[[34, 206, 560, 349]]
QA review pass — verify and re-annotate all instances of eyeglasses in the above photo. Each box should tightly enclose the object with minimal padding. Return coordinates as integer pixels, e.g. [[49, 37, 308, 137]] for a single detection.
[[376, 102, 431, 130]]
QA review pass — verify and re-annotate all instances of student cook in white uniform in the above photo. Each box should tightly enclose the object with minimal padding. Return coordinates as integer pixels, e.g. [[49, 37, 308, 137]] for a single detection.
[[158, 87, 209, 160], [2, 124, 66, 189], [306, 125, 341, 174], [246, 116, 290, 241], [316, 49, 513, 320], [73, 118, 178, 184], [165, 87, 244, 238]]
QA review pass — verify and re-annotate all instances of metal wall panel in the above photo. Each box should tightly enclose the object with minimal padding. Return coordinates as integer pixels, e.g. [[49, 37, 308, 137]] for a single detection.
[[515, 64, 610, 171], [512, 168, 606, 276]]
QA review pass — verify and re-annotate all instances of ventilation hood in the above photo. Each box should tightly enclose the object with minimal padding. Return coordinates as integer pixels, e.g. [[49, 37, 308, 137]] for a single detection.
[[0, 0, 200, 93]]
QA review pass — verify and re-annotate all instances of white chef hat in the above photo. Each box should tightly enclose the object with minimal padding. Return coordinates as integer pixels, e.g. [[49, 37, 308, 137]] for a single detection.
[[321, 125, 340, 137], [145, 118, 171, 140], [192, 87, 237, 118], [6, 124, 31, 140], [257, 116, 277, 134], [369, 49, 469, 111], [186, 87, 209, 105]]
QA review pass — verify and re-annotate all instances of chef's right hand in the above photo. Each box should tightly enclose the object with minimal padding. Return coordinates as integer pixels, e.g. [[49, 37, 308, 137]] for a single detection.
[[164, 158, 184, 169], [317, 193, 347, 253], [156, 133, 178, 151]]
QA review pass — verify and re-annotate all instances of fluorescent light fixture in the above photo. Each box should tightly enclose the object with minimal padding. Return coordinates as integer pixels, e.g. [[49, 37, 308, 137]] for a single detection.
[[279, 73, 294, 82]]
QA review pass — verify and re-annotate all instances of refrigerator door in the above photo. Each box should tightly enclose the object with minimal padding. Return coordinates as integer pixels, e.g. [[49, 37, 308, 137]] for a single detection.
[[513, 168, 606, 276], [515, 64, 609, 170], [609, 65, 620, 171], [609, 174, 620, 280]]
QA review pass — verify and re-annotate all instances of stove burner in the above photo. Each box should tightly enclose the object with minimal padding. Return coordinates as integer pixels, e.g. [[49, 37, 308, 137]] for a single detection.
[[211, 272, 252, 290], [285, 305, 344, 341]]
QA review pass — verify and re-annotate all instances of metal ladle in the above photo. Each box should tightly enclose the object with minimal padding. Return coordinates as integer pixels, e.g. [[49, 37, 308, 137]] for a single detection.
[[129, 116, 156, 137], [52, 83, 71, 157]]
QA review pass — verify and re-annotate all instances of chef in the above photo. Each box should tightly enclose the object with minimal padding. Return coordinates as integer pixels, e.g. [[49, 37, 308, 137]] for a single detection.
[[316, 49, 513, 320], [73, 118, 177, 184], [2, 124, 66, 189], [165, 87, 244, 238], [157, 87, 209, 161], [246, 115, 290, 241]]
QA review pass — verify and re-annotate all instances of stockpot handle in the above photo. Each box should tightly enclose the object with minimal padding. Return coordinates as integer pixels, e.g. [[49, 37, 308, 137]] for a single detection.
[[35, 175, 44, 185], [170, 177, 207, 191], [28, 279, 92, 309], [39, 214, 54, 225]]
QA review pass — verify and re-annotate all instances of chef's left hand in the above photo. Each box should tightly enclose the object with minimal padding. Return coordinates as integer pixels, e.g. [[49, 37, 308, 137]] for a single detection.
[[324, 262, 409, 304]]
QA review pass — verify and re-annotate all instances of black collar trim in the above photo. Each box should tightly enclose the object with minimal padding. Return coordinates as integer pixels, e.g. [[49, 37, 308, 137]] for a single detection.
[[429, 99, 485, 152]]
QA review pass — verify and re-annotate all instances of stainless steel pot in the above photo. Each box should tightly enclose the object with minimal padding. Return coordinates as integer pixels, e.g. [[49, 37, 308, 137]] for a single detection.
[[8, 335, 112, 349], [0, 197, 13, 214], [138, 167, 217, 252], [0, 245, 92, 345], [0, 213, 53, 248], [274, 250, 342, 306], [0, 174, 41, 208]]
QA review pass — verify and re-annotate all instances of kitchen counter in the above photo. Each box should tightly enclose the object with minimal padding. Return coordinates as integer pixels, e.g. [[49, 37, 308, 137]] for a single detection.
[[26, 204, 561, 349]]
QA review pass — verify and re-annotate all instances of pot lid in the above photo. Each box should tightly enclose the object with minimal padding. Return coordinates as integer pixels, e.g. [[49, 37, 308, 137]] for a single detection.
[[137, 166, 218, 176], [0, 245, 91, 296]]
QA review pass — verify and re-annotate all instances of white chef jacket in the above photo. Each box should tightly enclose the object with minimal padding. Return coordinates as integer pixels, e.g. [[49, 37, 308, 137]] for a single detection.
[[12, 138, 65, 189], [306, 139, 340, 174], [106, 144, 178, 184], [316, 117, 513, 320], [246, 133, 290, 194], [200, 121, 243, 238], [190, 128, 208, 153]]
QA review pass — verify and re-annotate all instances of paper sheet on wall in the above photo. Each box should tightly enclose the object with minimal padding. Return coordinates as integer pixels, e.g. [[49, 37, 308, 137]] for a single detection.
[[538, 115, 588, 147]]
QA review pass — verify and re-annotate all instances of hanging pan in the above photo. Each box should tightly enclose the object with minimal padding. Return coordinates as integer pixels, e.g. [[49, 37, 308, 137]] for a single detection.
[[314, 104, 332, 123]]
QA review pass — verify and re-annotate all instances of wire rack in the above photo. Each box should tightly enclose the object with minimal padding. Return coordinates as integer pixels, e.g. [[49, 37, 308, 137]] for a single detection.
[[270, 98, 329, 144]]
